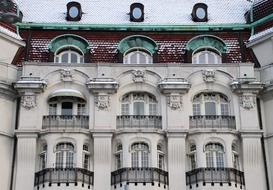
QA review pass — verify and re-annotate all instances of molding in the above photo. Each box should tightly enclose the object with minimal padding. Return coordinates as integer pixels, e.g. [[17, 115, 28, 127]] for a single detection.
[[0, 81, 17, 100], [86, 78, 118, 94], [0, 131, 14, 138], [158, 78, 191, 94], [239, 130, 263, 138], [166, 129, 188, 138], [15, 129, 39, 138], [0, 31, 25, 47]]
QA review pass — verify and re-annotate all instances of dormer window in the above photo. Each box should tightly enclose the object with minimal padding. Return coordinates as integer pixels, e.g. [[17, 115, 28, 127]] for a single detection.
[[124, 49, 152, 64], [192, 48, 221, 64], [192, 3, 208, 22], [130, 3, 144, 22], [55, 47, 84, 64], [66, 2, 82, 21]]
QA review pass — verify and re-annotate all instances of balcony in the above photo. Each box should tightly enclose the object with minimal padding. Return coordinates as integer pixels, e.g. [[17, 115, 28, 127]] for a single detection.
[[117, 115, 162, 129], [34, 168, 93, 188], [42, 115, 89, 129], [189, 115, 236, 130], [111, 167, 168, 187], [186, 168, 245, 188]]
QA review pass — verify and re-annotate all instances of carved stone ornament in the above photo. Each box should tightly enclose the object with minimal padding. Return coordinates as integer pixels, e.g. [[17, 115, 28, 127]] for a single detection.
[[132, 70, 145, 83], [60, 69, 73, 82], [167, 94, 183, 110], [21, 94, 37, 110], [202, 69, 216, 82], [95, 94, 110, 111], [240, 94, 255, 110]]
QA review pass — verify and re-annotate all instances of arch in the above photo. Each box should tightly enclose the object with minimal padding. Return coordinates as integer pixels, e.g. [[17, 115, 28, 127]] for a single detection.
[[48, 34, 90, 53], [186, 35, 227, 53], [118, 35, 158, 54], [48, 89, 86, 101], [53, 137, 77, 152], [128, 137, 152, 152], [203, 137, 226, 152]]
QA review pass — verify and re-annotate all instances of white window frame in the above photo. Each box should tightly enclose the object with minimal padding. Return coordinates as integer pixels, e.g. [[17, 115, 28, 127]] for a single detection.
[[131, 142, 149, 168], [232, 143, 240, 170], [192, 48, 222, 64], [55, 142, 75, 168], [205, 143, 225, 168], [115, 144, 123, 169], [157, 144, 165, 170], [82, 144, 90, 170], [39, 144, 47, 170], [188, 144, 197, 170], [54, 46, 84, 64], [124, 48, 153, 64], [121, 93, 158, 115]]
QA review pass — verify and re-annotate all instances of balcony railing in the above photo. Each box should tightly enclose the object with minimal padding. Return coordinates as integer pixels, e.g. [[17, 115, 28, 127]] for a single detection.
[[34, 168, 93, 187], [117, 115, 162, 129], [42, 115, 89, 129], [111, 167, 168, 187], [186, 168, 245, 187], [189, 115, 236, 129]]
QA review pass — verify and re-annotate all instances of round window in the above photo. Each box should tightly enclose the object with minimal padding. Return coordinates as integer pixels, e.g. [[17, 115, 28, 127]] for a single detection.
[[69, 6, 79, 18], [132, 7, 142, 19], [196, 7, 206, 20]]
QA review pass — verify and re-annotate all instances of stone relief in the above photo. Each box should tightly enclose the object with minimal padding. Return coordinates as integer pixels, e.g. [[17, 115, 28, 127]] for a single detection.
[[202, 69, 216, 82], [132, 70, 145, 83], [60, 69, 73, 82], [21, 94, 37, 110], [95, 94, 110, 111], [240, 94, 255, 110], [167, 94, 183, 110]]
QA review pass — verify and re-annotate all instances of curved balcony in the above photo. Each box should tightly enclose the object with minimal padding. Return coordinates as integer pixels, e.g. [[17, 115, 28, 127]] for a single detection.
[[117, 115, 162, 129], [186, 168, 244, 188], [189, 115, 236, 130], [42, 115, 89, 129], [111, 167, 168, 188], [34, 168, 93, 188]]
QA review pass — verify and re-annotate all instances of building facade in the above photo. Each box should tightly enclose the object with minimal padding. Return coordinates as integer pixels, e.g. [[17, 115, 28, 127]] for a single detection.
[[0, 0, 273, 190]]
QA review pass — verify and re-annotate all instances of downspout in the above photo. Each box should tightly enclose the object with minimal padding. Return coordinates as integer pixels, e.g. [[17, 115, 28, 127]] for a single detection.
[[9, 97, 20, 190], [250, 1, 255, 35], [256, 98, 270, 190]]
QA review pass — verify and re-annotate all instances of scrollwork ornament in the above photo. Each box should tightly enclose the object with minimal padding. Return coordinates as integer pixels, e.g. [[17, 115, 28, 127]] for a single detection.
[[132, 70, 145, 83], [202, 69, 216, 83], [240, 94, 255, 110], [60, 69, 73, 82], [95, 94, 110, 111], [167, 94, 183, 110], [21, 94, 37, 110]]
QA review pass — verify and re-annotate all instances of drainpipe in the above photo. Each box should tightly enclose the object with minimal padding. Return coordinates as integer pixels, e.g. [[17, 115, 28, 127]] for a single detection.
[[256, 98, 270, 190], [250, 1, 255, 35], [9, 97, 20, 190]]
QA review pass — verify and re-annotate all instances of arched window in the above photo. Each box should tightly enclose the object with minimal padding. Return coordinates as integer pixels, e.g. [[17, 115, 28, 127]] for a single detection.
[[55, 47, 84, 64], [39, 144, 47, 170], [205, 143, 225, 168], [124, 49, 153, 64], [131, 142, 149, 168], [121, 92, 158, 115], [115, 143, 123, 169], [192, 49, 221, 64], [82, 143, 90, 170], [192, 93, 230, 116], [188, 144, 197, 170], [55, 142, 74, 168], [232, 143, 240, 169], [157, 144, 165, 170]]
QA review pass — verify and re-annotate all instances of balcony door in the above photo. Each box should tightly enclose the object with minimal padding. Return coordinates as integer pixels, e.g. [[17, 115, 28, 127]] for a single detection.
[[61, 102, 73, 115], [131, 142, 149, 168]]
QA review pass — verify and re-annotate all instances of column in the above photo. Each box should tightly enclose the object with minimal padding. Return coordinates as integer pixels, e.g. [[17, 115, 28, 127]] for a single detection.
[[93, 132, 112, 190], [167, 132, 187, 190], [14, 133, 37, 190]]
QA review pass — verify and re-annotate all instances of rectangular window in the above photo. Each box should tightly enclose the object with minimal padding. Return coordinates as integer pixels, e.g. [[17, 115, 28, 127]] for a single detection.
[[149, 103, 157, 115], [193, 103, 201, 115], [83, 154, 90, 170], [131, 152, 138, 167], [77, 103, 86, 115], [115, 153, 122, 169], [221, 103, 229, 115], [49, 103, 57, 115], [158, 154, 164, 169], [66, 151, 74, 168], [233, 154, 239, 169], [39, 153, 46, 170], [216, 152, 224, 168], [121, 103, 129, 115], [205, 102, 216, 115], [55, 152, 63, 168], [133, 102, 144, 115], [141, 151, 148, 167], [206, 152, 214, 167], [189, 154, 196, 170], [61, 102, 73, 115]]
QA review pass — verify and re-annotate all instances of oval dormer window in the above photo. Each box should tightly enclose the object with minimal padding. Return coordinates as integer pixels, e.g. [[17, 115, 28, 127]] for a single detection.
[[192, 3, 208, 22], [196, 7, 206, 20], [132, 7, 142, 19], [69, 6, 79, 19], [66, 2, 82, 21], [130, 3, 144, 22]]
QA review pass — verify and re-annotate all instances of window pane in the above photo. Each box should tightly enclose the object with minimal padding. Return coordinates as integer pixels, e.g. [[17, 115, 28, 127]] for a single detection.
[[141, 151, 149, 167], [133, 102, 144, 115], [115, 153, 122, 169], [130, 52, 138, 64], [56, 152, 63, 168], [77, 103, 86, 115], [138, 52, 146, 64], [61, 53, 68, 63], [70, 53, 78, 63], [40, 153, 46, 169], [66, 151, 74, 168], [121, 104, 129, 115], [131, 151, 138, 167], [205, 102, 216, 115], [83, 154, 89, 169], [207, 52, 215, 64], [193, 103, 201, 115], [206, 152, 214, 167], [149, 103, 157, 115], [49, 103, 57, 115], [221, 103, 229, 115], [216, 152, 224, 168], [199, 53, 206, 64], [61, 102, 73, 115], [189, 154, 196, 170]]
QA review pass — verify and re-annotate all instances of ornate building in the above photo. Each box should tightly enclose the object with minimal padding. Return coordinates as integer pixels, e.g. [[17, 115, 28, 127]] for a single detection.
[[0, 0, 273, 190]]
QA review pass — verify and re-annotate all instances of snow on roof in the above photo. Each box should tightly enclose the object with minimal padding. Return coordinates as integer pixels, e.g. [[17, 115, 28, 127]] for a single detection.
[[248, 26, 273, 42], [17, 0, 252, 25], [0, 25, 22, 40]]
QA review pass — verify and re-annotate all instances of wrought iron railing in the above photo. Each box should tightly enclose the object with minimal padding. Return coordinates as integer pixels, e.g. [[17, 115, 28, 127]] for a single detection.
[[111, 167, 168, 186], [34, 168, 93, 187], [116, 115, 162, 129], [42, 115, 89, 129], [186, 168, 244, 187], [189, 115, 236, 129]]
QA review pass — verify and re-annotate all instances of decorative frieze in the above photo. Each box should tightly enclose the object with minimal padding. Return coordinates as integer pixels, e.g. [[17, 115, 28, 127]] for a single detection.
[[95, 94, 110, 111], [167, 94, 183, 110], [60, 69, 73, 82], [202, 69, 215, 82], [132, 70, 145, 83]]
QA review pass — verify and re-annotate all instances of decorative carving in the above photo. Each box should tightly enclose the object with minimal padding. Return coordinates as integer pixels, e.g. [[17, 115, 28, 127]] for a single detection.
[[95, 94, 110, 111], [21, 94, 37, 110], [132, 70, 145, 83], [60, 69, 73, 82], [202, 69, 215, 82], [240, 94, 256, 110], [167, 94, 183, 110]]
